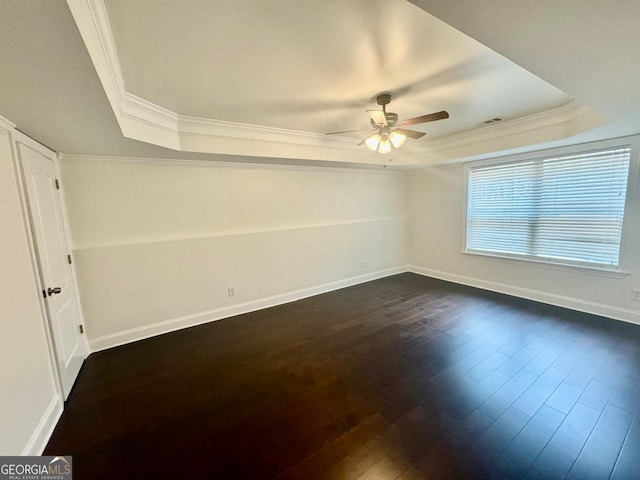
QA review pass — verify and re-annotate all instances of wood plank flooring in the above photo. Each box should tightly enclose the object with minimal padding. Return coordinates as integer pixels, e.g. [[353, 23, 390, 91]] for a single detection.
[[45, 273, 640, 479]]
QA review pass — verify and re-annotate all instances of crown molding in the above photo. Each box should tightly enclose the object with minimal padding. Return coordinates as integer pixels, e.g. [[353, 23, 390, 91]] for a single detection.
[[177, 114, 359, 148], [0, 115, 16, 131], [58, 153, 406, 174], [66, 0, 606, 166], [120, 92, 179, 134], [427, 101, 597, 150], [65, 0, 182, 149], [394, 100, 606, 164]]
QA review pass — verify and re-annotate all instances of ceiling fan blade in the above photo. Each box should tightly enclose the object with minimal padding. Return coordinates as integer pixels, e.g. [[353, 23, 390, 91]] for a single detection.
[[394, 128, 426, 140], [397, 110, 449, 127], [325, 128, 375, 135], [366, 110, 387, 126], [356, 139, 366, 146]]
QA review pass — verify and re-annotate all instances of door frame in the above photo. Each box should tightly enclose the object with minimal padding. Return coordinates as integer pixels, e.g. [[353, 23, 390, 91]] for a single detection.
[[11, 129, 89, 397]]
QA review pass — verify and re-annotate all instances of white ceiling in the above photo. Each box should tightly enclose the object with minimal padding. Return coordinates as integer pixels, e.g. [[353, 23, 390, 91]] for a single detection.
[[0, 1, 638, 167], [105, 0, 570, 139], [0, 1, 244, 163], [409, 0, 640, 142]]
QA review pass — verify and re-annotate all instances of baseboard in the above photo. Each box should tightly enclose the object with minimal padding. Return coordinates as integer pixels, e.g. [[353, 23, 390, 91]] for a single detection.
[[409, 265, 640, 326], [21, 394, 63, 455], [89, 266, 409, 352]]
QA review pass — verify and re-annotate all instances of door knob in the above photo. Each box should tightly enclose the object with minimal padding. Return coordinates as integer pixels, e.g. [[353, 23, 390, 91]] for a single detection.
[[47, 287, 62, 296]]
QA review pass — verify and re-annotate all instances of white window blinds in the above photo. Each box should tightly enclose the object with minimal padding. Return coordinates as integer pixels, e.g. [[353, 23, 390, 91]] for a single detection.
[[466, 147, 631, 268]]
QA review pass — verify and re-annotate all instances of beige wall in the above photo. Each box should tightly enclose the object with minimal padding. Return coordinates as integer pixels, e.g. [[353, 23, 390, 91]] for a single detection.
[[0, 123, 60, 454], [406, 137, 640, 324], [6, 121, 640, 455], [60, 158, 407, 349]]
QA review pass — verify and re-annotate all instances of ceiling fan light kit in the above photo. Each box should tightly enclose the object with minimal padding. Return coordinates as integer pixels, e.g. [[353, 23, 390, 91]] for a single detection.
[[364, 133, 382, 151], [377, 137, 393, 154], [364, 128, 405, 153], [326, 93, 449, 154], [389, 130, 407, 148]]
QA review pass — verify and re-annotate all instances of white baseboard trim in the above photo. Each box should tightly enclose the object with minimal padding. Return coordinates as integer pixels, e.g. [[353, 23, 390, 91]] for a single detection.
[[21, 394, 63, 456], [89, 266, 409, 352], [409, 265, 640, 326]]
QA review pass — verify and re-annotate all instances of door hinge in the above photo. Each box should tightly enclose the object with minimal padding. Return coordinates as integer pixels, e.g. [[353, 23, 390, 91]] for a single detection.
[[79, 325, 84, 334], [55, 179, 60, 190], [67, 254, 73, 264]]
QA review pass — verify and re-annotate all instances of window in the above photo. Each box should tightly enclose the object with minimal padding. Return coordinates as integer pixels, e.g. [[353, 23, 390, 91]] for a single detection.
[[465, 146, 631, 269]]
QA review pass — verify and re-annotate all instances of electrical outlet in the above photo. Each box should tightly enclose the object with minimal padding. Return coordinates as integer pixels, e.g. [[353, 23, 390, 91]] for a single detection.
[[228, 287, 236, 297], [632, 289, 640, 301], [360, 261, 369, 269]]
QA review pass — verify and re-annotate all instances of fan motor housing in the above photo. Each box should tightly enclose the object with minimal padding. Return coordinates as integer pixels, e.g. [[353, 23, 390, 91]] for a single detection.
[[385, 112, 398, 126]]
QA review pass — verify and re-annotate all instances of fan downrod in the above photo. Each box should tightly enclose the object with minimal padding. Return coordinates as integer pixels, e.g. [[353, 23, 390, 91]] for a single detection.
[[375, 94, 397, 126]]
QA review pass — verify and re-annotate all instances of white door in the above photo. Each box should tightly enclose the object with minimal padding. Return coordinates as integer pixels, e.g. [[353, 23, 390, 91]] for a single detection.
[[16, 138, 85, 399]]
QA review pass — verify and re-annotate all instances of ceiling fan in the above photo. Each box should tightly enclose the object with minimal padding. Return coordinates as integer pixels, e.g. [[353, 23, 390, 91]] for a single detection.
[[325, 93, 449, 153]]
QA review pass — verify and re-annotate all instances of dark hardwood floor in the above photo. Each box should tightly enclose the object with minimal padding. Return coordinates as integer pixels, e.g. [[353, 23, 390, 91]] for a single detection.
[[45, 273, 640, 479]]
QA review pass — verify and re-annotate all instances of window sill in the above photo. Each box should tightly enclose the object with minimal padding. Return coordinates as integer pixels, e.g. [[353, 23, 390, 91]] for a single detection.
[[461, 250, 630, 279]]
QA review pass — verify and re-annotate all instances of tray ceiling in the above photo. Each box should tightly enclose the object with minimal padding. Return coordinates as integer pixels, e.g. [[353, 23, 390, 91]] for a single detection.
[[106, 0, 568, 137], [3, 1, 638, 168], [63, 1, 610, 165], [67, 0, 602, 164]]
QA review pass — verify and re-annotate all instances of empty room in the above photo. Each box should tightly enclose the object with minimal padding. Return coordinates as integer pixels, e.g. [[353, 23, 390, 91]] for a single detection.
[[2, 1, 640, 479]]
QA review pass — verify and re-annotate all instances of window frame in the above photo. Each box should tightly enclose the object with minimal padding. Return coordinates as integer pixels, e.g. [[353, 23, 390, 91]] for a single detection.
[[461, 136, 639, 277]]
